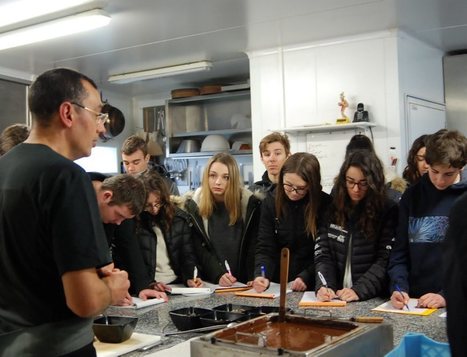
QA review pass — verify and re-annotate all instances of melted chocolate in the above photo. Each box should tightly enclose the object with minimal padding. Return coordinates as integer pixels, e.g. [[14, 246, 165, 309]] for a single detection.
[[214, 315, 358, 352]]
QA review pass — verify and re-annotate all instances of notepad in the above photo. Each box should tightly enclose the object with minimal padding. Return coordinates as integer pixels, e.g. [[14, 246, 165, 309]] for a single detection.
[[298, 291, 347, 308], [167, 284, 212, 295], [234, 282, 292, 299], [113, 297, 165, 309], [203, 282, 250, 293], [372, 299, 437, 316]]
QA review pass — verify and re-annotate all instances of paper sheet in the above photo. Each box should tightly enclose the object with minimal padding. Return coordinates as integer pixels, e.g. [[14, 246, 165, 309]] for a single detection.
[[167, 284, 212, 295], [112, 297, 165, 309], [203, 282, 249, 293], [235, 282, 291, 299], [298, 291, 347, 307], [372, 298, 437, 316]]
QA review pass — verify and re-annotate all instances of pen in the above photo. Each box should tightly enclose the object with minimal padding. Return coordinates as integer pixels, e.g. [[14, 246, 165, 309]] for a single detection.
[[193, 266, 198, 283], [224, 260, 232, 275], [318, 271, 330, 293], [260, 265, 266, 278], [395, 284, 410, 311]]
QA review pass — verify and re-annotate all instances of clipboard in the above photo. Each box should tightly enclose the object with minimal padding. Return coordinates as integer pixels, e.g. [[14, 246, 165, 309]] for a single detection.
[[203, 282, 250, 293], [234, 283, 291, 299], [298, 291, 347, 308], [372, 299, 437, 316]]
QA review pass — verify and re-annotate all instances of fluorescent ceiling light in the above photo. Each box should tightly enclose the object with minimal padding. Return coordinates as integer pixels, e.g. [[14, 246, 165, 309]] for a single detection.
[[0, 0, 103, 28], [0, 9, 111, 51], [108, 61, 213, 84]]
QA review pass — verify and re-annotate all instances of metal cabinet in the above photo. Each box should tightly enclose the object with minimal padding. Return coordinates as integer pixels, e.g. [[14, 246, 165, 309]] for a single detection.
[[166, 90, 252, 158]]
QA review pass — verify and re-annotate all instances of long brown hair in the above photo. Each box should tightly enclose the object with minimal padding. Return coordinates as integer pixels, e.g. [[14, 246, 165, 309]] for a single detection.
[[138, 170, 175, 232], [333, 150, 386, 240], [275, 152, 322, 238], [402, 134, 428, 185], [199, 153, 242, 225]]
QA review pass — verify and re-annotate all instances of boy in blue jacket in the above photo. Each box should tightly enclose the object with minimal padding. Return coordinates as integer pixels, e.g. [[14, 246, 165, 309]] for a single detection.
[[388, 129, 467, 309]]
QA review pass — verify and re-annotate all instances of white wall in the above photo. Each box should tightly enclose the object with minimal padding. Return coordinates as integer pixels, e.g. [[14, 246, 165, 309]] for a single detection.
[[396, 32, 445, 169], [248, 30, 444, 182], [248, 31, 401, 181]]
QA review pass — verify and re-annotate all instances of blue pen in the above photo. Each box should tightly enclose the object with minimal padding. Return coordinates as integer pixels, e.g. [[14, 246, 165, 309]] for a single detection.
[[260, 265, 266, 278], [395, 284, 410, 311]]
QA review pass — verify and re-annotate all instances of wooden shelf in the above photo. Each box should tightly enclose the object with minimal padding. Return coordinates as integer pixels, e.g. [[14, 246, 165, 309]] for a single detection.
[[275, 122, 376, 134], [167, 151, 252, 159], [168, 90, 250, 104]]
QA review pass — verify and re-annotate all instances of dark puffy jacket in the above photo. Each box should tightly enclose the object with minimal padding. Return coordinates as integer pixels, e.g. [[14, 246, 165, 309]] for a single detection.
[[255, 191, 331, 289], [248, 170, 276, 195], [183, 187, 262, 284], [314, 198, 398, 300], [135, 205, 198, 288]]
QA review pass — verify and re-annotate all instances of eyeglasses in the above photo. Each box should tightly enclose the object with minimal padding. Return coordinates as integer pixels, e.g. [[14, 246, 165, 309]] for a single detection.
[[71, 102, 109, 125], [415, 155, 426, 162], [283, 183, 308, 194], [345, 178, 369, 190], [145, 201, 164, 211]]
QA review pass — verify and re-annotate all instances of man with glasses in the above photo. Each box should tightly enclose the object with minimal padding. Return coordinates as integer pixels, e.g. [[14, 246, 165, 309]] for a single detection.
[[0, 68, 130, 356]]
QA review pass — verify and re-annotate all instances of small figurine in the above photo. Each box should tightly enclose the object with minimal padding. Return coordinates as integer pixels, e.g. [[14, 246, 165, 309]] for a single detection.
[[337, 92, 350, 124]]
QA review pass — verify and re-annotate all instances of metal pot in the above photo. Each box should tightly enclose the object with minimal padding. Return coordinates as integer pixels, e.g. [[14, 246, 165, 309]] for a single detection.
[[177, 139, 200, 153]]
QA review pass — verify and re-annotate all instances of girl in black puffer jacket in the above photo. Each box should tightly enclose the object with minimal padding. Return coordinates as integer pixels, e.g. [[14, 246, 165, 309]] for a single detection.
[[135, 171, 201, 300], [314, 150, 398, 302]]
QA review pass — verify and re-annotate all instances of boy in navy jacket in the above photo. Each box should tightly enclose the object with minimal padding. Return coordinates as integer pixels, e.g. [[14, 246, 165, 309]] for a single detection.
[[388, 129, 467, 309]]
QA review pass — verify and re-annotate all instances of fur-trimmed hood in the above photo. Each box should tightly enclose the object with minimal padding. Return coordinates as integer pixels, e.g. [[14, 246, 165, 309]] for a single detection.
[[177, 187, 263, 239]]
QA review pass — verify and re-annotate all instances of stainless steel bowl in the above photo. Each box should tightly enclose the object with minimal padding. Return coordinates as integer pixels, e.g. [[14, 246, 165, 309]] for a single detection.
[[176, 139, 200, 153]]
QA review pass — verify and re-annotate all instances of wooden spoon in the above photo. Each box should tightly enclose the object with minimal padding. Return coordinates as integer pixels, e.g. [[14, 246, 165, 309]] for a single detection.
[[279, 247, 290, 322]]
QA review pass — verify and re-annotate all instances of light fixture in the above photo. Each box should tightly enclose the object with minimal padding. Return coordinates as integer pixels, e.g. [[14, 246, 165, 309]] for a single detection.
[[108, 61, 213, 84], [0, 8, 111, 51]]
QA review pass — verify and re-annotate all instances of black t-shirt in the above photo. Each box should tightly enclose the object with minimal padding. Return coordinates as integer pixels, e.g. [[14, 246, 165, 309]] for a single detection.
[[0, 144, 110, 334]]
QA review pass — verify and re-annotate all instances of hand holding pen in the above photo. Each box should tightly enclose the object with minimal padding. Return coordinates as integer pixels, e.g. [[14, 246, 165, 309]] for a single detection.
[[187, 266, 204, 287], [252, 265, 269, 292], [391, 285, 410, 310], [219, 260, 237, 287], [316, 271, 337, 301]]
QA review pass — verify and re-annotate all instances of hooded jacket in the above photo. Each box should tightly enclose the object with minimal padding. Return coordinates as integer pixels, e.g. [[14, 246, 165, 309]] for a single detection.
[[134, 199, 198, 290], [314, 198, 398, 300], [388, 170, 467, 297], [182, 187, 262, 284]]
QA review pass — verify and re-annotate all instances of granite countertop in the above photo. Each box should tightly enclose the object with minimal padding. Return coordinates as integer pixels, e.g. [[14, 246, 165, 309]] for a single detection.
[[105, 292, 447, 356]]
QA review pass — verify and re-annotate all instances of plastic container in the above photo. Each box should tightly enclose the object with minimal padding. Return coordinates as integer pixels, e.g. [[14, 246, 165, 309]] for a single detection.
[[93, 316, 138, 343], [385, 333, 451, 357], [169, 307, 212, 331]]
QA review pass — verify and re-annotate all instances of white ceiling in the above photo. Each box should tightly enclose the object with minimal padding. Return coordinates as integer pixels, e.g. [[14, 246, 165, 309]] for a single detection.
[[0, 0, 466, 97]]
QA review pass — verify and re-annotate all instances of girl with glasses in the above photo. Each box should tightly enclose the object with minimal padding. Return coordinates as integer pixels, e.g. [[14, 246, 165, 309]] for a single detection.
[[315, 150, 398, 302], [253, 152, 331, 292], [183, 153, 262, 286], [134, 170, 201, 301]]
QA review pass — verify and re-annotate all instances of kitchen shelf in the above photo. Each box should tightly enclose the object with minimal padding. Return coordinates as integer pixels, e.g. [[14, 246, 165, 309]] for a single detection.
[[276, 122, 376, 134], [168, 151, 252, 159], [173, 128, 251, 138], [168, 90, 250, 104]]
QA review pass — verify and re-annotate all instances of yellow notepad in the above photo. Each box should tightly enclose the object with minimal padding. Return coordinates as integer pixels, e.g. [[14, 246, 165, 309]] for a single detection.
[[372, 299, 437, 316], [298, 291, 347, 307], [235, 283, 291, 299]]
